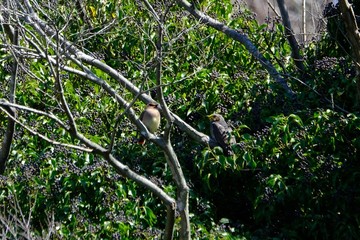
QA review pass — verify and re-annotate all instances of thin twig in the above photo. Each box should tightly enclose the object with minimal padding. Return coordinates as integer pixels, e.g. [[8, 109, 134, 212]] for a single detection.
[[267, 0, 280, 17], [0, 106, 93, 152], [287, 75, 350, 114]]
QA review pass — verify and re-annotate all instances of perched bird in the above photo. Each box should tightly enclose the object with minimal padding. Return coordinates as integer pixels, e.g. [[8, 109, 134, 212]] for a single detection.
[[208, 113, 236, 156], [138, 102, 161, 145]]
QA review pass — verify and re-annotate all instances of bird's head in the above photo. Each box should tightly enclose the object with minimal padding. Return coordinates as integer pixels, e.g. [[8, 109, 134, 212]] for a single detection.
[[147, 102, 159, 108], [207, 113, 223, 122]]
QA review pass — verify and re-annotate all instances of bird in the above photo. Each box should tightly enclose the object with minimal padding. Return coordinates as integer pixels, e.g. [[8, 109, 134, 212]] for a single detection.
[[138, 102, 161, 145], [208, 113, 236, 156]]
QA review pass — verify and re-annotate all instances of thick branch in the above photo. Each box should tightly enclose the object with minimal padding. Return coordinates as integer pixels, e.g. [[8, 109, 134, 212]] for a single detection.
[[0, 24, 18, 174], [162, 142, 190, 240], [150, 3, 189, 238], [106, 154, 176, 206], [339, 0, 360, 58], [0, 104, 16, 174], [175, 0, 295, 97], [339, 0, 360, 104], [276, 0, 305, 73], [152, 5, 177, 239]]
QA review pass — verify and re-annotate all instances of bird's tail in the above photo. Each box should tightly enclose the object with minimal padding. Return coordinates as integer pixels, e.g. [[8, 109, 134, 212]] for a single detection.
[[137, 136, 146, 145]]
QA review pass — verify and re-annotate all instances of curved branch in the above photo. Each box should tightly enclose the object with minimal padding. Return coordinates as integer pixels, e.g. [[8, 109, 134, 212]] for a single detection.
[[175, 0, 295, 98], [0, 105, 92, 153], [106, 154, 175, 206]]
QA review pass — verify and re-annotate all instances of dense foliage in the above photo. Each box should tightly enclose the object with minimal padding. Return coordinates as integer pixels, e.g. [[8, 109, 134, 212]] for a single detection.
[[1, 0, 360, 239]]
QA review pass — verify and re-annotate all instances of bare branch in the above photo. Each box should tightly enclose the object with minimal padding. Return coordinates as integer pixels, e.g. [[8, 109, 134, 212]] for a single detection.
[[276, 0, 305, 73], [267, 0, 280, 17], [175, 0, 295, 98], [339, 0, 360, 104], [0, 16, 18, 174], [0, 106, 93, 153], [52, 30, 77, 133], [149, 2, 179, 239], [0, 189, 59, 239]]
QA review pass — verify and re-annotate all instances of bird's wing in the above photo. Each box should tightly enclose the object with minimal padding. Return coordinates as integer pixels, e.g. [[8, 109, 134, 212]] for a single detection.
[[140, 110, 145, 121], [212, 122, 230, 149]]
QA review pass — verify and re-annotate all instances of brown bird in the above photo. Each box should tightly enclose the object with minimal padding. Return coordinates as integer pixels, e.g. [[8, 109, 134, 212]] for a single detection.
[[208, 113, 236, 156], [138, 102, 161, 145]]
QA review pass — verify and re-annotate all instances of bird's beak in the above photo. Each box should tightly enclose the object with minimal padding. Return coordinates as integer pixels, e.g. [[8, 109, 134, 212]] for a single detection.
[[207, 114, 213, 119]]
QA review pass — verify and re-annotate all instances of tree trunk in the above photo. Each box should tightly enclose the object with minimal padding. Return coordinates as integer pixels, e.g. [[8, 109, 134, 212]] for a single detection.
[[339, 0, 360, 107]]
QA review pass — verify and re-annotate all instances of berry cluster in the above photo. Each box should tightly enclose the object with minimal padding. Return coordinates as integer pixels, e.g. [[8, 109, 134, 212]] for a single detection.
[[314, 57, 339, 71]]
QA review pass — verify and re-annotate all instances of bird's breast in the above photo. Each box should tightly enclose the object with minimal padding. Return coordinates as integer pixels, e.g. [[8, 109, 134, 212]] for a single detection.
[[144, 115, 160, 133]]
